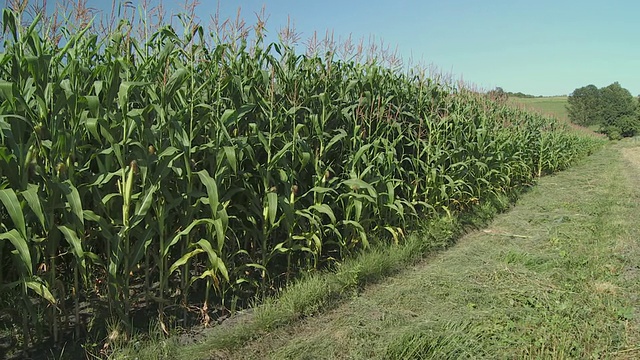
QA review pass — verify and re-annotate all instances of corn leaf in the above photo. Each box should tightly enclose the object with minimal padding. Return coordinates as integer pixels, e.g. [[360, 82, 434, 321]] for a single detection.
[[0, 188, 26, 239], [168, 248, 204, 275], [57, 181, 84, 227], [25, 279, 55, 304], [195, 239, 229, 281], [0, 229, 32, 276], [57, 225, 86, 273], [21, 184, 45, 230]]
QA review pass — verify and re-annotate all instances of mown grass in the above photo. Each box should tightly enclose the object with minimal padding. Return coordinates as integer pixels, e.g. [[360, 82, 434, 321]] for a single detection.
[[206, 141, 640, 359]]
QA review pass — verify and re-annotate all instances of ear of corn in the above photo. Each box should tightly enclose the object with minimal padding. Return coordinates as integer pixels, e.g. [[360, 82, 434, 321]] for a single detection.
[[0, 7, 603, 346]]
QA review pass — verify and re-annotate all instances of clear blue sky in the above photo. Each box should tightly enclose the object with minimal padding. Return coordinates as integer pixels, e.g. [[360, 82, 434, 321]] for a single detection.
[[67, 1, 640, 96]]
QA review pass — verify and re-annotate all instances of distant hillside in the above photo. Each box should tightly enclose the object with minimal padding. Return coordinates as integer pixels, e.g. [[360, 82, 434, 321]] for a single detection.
[[508, 96, 569, 123]]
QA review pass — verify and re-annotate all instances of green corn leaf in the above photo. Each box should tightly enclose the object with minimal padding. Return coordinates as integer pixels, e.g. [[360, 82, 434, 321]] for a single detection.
[[309, 204, 336, 223], [300, 151, 311, 169], [34, 97, 48, 126], [157, 36, 176, 64], [118, 82, 133, 110], [25, 279, 55, 304], [85, 117, 102, 144], [88, 170, 121, 187], [212, 217, 226, 252], [383, 226, 401, 245], [352, 143, 373, 165], [21, 184, 45, 230], [310, 233, 322, 253], [283, 243, 313, 254], [129, 184, 159, 229], [83, 210, 116, 239], [353, 199, 363, 221], [0, 81, 14, 103], [164, 219, 213, 257], [325, 129, 347, 152], [129, 227, 155, 271], [195, 239, 229, 281], [341, 220, 369, 248], [301, 186, 336, 198], [157, 146, 180, 158], [169, 248, 204, 276], [223, 146, 237, 173], [96, 121, 116, 145], [164, 68, 188, 100], [197, 170, 219, 216], [176, 127, 191, 150], [267, 192, 278, 226], [295, 209, 321, 227], [85, 95, 100, 117], [220, 109, 237, 127], [57, 225, 86, 273], [269, 142, 293, 168], [341, 178, 377, 199], [57, 181, 84, 227], [271, 242, 288, 254], [101, 192, 121, 207], [255, 128, 269, 153], [0, 188, 26, 239], [193, 269, 222, 285], [0, 229, 32, 276], [0, 144, 15, 163], [219, 206, 229, 232], [93, 80, 103, 97]]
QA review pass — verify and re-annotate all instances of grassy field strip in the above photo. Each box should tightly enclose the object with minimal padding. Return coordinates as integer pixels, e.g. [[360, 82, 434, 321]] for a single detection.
[[508, 96, 570, 122], [225, 142, 640, 359], [508, 96, 603, 134]]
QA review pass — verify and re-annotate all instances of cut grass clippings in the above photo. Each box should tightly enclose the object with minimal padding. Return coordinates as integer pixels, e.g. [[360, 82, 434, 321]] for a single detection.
[[206, 141, 640, 359]]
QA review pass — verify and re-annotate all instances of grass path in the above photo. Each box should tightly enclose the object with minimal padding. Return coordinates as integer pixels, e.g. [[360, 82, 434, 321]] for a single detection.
[[223, 141, 640, 359]]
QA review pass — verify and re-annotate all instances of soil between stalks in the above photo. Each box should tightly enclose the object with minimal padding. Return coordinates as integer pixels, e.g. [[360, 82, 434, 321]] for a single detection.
[[199, 141, 640, 359]]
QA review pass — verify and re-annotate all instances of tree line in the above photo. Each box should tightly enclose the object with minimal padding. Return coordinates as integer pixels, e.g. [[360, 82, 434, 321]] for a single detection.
[[487, 87, 543, 100], [567, 82, 640, 139]]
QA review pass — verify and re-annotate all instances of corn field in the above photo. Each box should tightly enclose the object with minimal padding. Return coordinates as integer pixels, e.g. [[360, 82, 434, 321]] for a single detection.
[[0, 6, 602, 351]]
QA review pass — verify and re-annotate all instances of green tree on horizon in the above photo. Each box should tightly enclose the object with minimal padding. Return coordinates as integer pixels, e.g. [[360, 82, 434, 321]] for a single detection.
[[567, 82, 640, 139], [567, 84, 601, 126]]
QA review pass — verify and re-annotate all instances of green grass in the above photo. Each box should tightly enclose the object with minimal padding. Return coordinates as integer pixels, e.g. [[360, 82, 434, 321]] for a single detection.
[[509, 96, 570, 122], [509, 96, 604, 134], [205, 141, 640, 359]]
